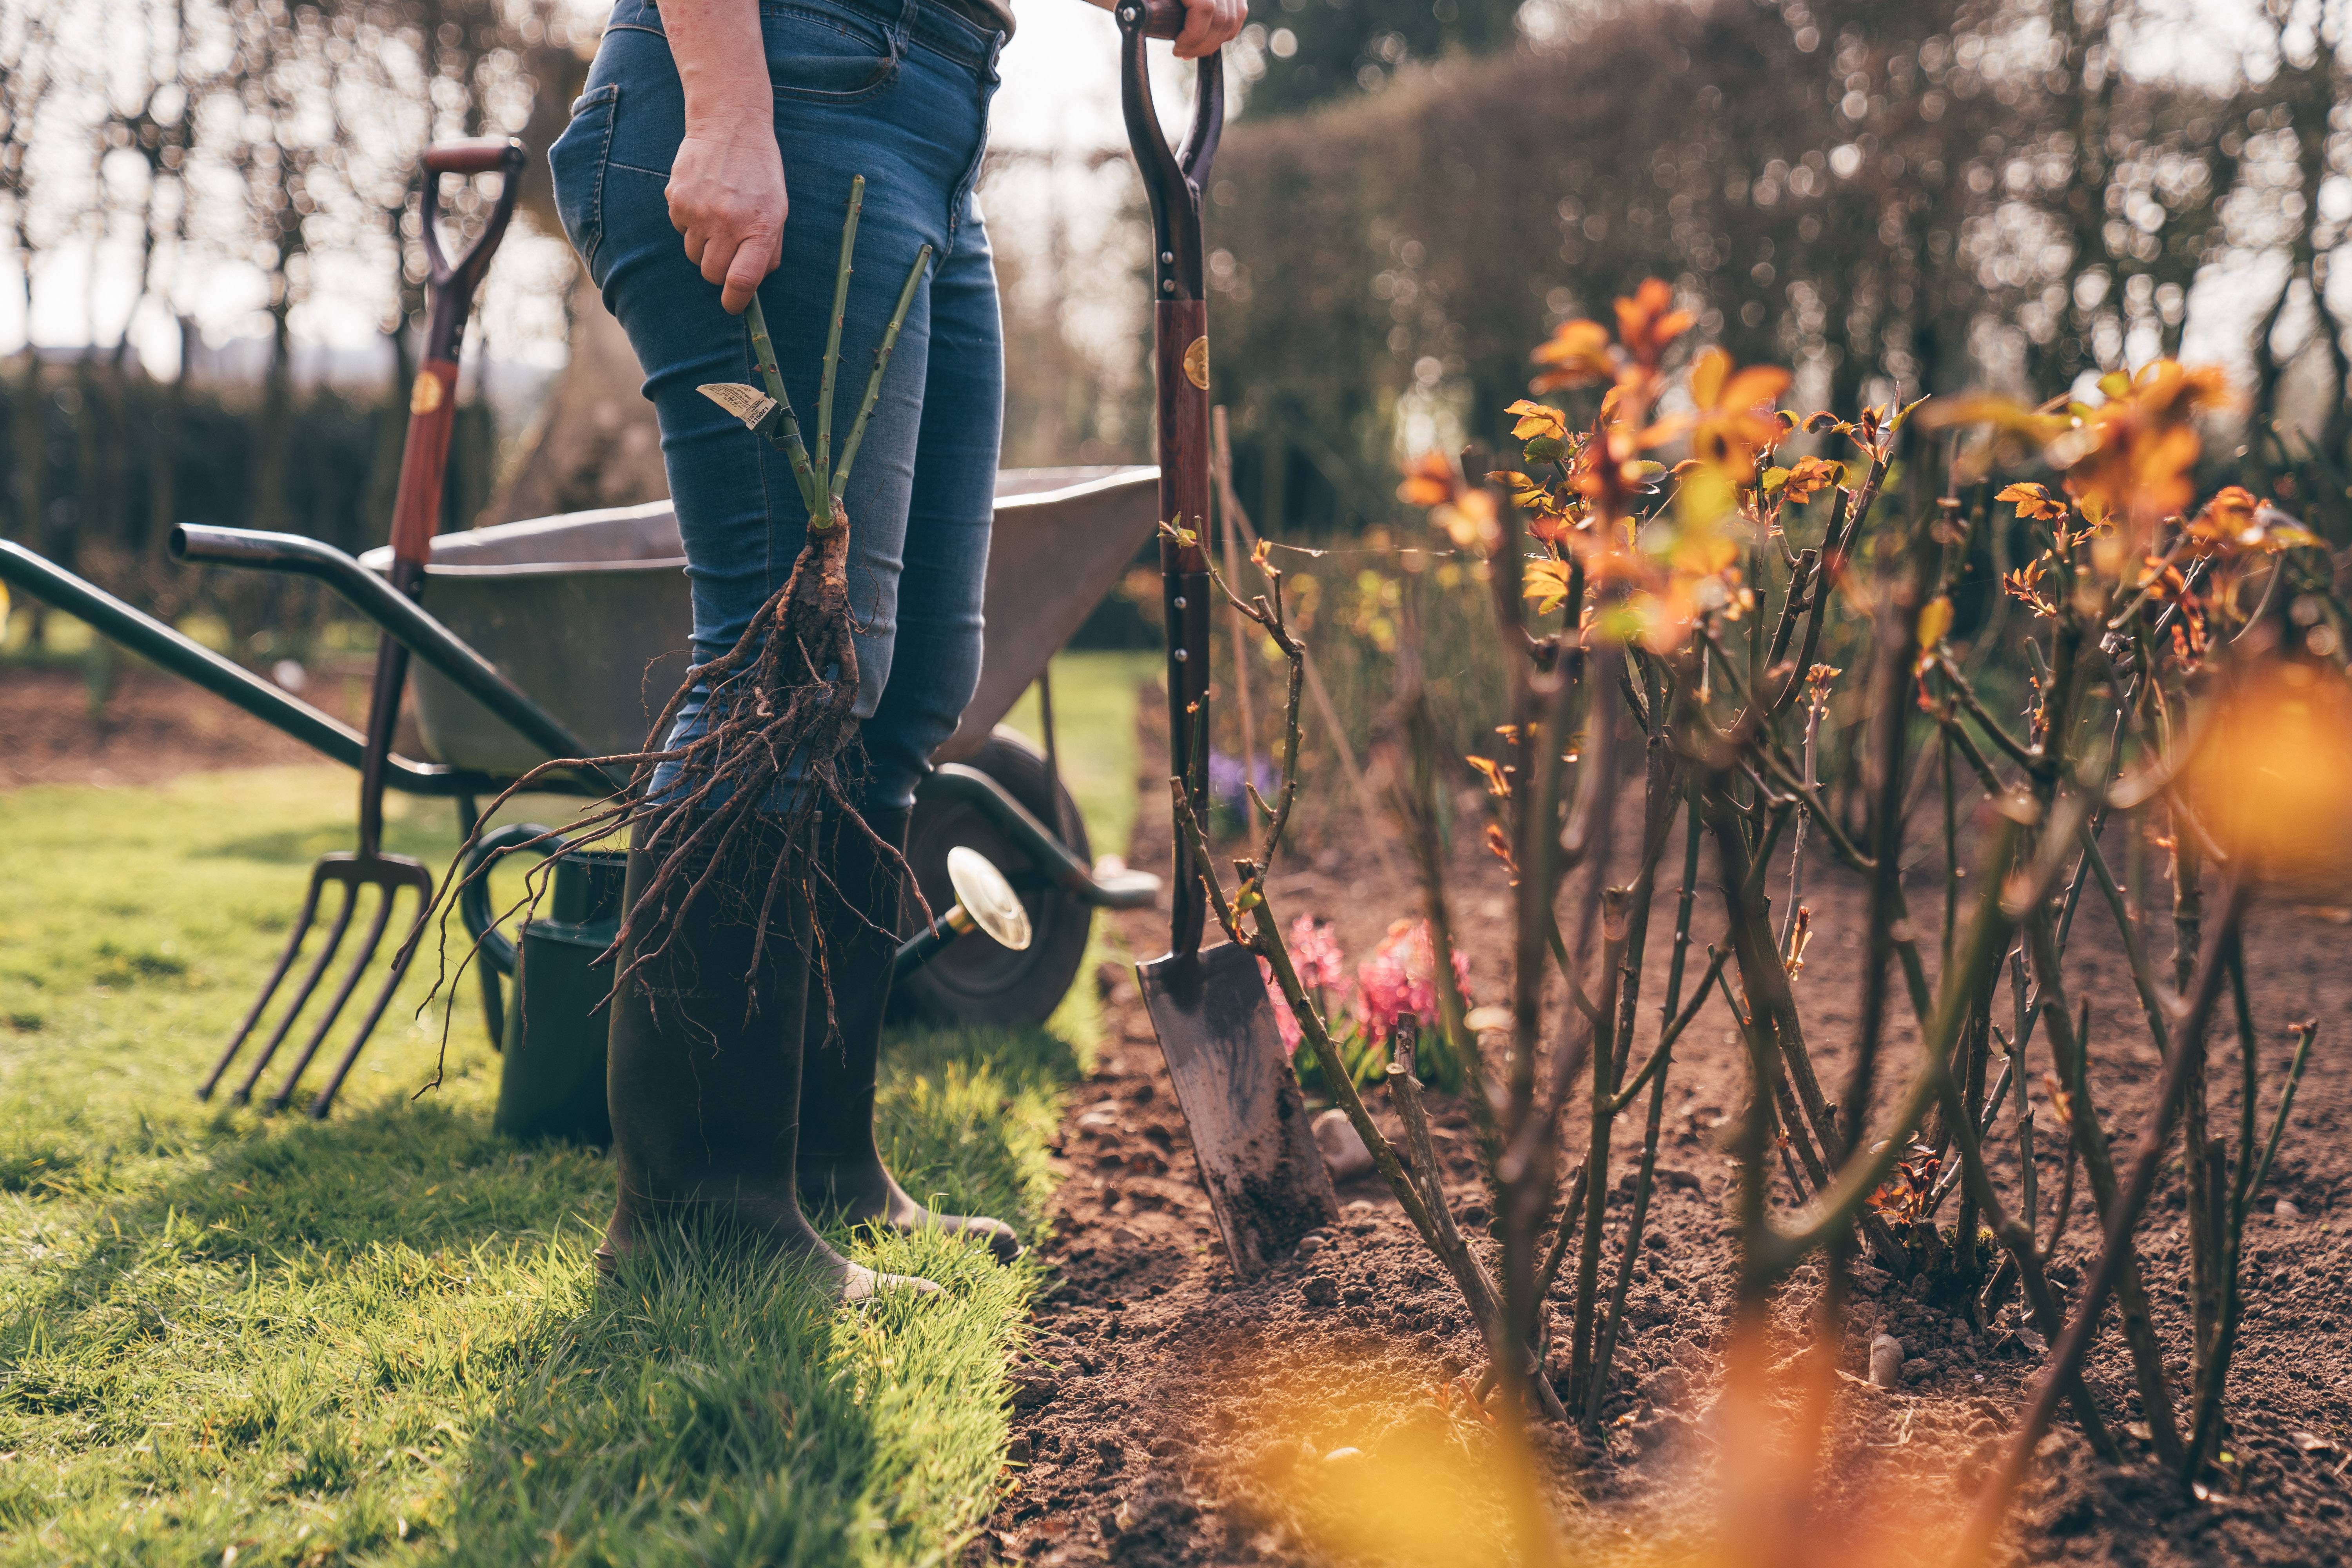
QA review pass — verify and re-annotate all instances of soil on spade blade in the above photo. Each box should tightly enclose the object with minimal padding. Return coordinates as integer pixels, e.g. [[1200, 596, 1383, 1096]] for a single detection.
[[981, 691, 2352, 1568]]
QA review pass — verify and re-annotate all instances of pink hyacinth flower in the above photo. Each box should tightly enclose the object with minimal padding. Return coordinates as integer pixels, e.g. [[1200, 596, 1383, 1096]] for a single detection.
[[1287, 914, 1348, 993], [1352, 919, 1472, 1046], [1258, 955, 1305, 1051]]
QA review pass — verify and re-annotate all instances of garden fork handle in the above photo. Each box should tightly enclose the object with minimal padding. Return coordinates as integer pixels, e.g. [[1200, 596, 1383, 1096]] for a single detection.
[[1118, 4, 1223, 960], [390, 136, 528, 575], [363, 136, 527, 857]]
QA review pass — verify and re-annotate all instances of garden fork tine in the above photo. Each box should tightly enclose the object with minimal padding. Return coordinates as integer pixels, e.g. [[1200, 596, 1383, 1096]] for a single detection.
[[223, 873, 361, 1103], [266, 855, 435, 1116], [197, 869, 341, 1101]]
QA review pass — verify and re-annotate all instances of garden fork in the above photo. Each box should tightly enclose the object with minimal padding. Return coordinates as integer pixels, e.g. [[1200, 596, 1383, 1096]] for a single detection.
[[196, 137, 527, 1117]]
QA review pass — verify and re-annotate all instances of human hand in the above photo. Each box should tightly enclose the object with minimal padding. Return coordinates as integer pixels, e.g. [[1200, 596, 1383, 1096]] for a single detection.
[[1172, 0, 1243, 59], [668, 131, 787, 315]]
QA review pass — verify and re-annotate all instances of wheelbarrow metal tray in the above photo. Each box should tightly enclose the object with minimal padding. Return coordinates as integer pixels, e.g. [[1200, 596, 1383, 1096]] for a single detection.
[[363, 465, 1159, 777]]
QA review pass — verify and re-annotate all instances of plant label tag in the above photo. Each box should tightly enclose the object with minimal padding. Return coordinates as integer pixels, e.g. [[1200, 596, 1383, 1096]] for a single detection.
[[698, 382, 782, 436]]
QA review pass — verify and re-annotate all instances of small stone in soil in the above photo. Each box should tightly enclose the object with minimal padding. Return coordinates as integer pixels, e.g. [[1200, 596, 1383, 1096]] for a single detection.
[[1313, 1108, 1376, 1179], [1868, 1332, 1904, 1388], [2276, 1197, 2303, 1219], [1302, 1276, 1339, 1306]]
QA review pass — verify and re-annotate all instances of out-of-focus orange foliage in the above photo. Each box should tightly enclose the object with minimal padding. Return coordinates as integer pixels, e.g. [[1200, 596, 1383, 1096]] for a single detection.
[[1529, 318, 1615, 392], [1936, 360, 2239, 575], [1705, 1314, 1969, 1568], [2055, 362, 2234, 543], [1410, 278, 1818, 653], [1615, 278, 1696, 368], [2184, 484, 2321, 558], [1397, 451, 1459, 509], [2187, 659, 2352, 871], [1686, 348, 1792, 481], [1204, 1356, 1520, 1568]]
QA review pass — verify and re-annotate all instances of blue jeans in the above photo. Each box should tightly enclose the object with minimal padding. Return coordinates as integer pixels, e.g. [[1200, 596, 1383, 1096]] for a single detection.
[[548, 0, 1004, 814]]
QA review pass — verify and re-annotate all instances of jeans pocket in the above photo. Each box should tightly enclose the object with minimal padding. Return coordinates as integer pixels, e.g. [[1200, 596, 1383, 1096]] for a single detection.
[[548, 83, 622, 280], [763, 1, 900, 102]]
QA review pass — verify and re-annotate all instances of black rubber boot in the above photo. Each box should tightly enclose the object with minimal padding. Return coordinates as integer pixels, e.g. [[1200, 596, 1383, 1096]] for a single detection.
[[797, 807, 1025, 1265], [597, 811, 939, 1302]]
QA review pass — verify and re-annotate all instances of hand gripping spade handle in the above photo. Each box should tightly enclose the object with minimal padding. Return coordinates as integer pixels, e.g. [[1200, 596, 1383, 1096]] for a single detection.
[[1117, 12, 1337, 1275], [196, 138, 528, 1118]]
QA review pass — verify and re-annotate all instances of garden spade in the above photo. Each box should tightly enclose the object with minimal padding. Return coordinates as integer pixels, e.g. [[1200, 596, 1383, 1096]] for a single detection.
[[1117, 3, 1338, 1276], [195, 138, 527, 1118]]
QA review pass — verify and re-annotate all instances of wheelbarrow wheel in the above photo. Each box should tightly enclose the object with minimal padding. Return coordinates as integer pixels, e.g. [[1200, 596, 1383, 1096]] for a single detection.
[[893, 728, 1092, 1030]]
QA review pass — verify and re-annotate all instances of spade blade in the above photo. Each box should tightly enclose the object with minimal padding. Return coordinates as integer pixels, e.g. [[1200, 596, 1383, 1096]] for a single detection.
[[1138, 940, 1338, 1277]]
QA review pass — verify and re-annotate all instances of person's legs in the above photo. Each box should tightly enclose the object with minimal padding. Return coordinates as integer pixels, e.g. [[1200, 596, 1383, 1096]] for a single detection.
[[852, 195, 1002, 815], [546, 0, 1003, 1285], [793, 111, 1020, 1262]]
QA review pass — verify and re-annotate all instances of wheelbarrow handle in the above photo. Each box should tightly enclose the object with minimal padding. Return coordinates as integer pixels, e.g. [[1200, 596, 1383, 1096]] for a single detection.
[[0, 537, 497, 797], [170, 523, 625, 795]]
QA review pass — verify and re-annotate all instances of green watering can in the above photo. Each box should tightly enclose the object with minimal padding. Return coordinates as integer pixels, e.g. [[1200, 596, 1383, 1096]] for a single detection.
[[461, 824, 1033, 1146]]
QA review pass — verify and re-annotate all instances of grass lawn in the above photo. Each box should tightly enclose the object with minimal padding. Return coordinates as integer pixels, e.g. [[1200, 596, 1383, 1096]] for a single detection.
[[0, 650, 1153, 1568]]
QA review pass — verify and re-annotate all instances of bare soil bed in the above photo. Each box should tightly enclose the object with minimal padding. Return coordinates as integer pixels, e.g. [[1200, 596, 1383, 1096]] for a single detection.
[[986, 698, 2352, 1568], [0, 662, 374, 789]]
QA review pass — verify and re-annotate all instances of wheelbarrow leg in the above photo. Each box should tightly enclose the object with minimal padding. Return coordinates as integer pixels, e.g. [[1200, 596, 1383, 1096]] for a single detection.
[[227, 871, 362, 1104]]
